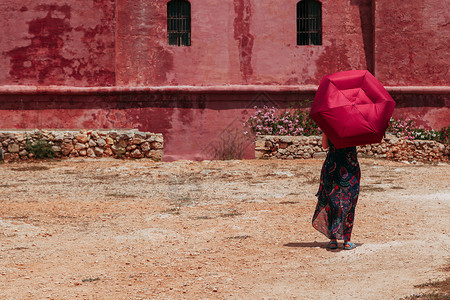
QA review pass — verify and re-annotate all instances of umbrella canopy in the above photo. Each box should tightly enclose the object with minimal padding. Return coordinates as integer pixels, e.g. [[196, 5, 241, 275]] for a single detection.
[[310, 70, 396, 149]]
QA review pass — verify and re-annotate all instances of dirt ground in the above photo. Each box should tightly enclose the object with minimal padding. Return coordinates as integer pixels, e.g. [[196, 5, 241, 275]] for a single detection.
[[0, 157, 449, 299]]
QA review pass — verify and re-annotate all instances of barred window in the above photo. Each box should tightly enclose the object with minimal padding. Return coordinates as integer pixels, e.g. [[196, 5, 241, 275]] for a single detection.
[[297, 0, 322, 45], [167, 0, 191, 46]]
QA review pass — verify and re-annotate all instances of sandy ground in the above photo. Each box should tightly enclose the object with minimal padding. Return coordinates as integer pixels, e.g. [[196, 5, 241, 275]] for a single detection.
[[0, 157, 449, 299]]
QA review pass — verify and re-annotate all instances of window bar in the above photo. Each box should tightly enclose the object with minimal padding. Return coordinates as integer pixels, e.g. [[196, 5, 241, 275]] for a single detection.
[[297, 0, 322, 46]]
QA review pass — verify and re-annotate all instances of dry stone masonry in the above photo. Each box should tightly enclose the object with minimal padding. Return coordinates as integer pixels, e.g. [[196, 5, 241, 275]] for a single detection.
[[256, 134, 449, 163], [0, 129, 163, 162]]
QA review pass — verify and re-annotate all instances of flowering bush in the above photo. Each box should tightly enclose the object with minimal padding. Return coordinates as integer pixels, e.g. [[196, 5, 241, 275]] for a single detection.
[[387, 118, 417, 140], [243, 106, 321, 136], [388, 118, 449, 145], [439, 125, 450, 145], [244, 109, 449, 146]]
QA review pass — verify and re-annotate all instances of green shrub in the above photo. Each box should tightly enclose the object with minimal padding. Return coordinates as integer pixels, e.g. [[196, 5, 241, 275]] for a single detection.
[[25, 139, 55, 159]]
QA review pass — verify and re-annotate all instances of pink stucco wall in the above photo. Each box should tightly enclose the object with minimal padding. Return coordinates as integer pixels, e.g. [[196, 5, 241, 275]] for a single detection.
[[116, 0, 373, 86], [374, 0, 449, 85], [0, 0, 447, 87], [0, 91, 315, 161], [0, 0, 115, 86], [0, 89, 447, 161]]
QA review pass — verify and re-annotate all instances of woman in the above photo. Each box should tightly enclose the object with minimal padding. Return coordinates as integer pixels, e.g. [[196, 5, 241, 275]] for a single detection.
[[312, 132, 361, 250]]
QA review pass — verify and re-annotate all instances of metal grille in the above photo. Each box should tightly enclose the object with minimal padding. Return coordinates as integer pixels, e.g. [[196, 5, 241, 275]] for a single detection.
[[167, 0, 191, 46], [297, 0, 322, 46]]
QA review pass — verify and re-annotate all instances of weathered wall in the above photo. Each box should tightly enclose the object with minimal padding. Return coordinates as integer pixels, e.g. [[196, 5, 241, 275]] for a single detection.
[[0, 0, 115, 86], [390, 93, 450, 130], [1, 0, 448, 86], [0, 91, 316, 161], [116, 0, 372, 86], [374, 0, 450, 85], [0, 90, 447, 161]]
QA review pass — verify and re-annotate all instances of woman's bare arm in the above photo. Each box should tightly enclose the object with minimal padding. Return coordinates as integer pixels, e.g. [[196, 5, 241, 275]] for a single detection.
[[322, 132, 329, 149]]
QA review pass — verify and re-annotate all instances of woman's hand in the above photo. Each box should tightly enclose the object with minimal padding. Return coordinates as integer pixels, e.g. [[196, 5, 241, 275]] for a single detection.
[[322, 132, 329, 149]]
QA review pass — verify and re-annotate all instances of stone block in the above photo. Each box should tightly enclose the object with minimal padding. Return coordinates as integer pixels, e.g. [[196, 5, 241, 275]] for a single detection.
[[52, 145, 61, 153], [75, 133, 89, 143], [131, 149, 143, 158], [134, 132, 146, 139], [8, 143, 20, 153], [96, 138, 106, 147], [287, 145, 297, 152], [151, 141, 163, 149], [91, 131, 99, 139], [279, 136, 292, 143], [255, 140, 266, 148], [132, 137, 146, 144], [94, 147, 104, 156], [108, 131, 118, 139], [87, 148, 96, 157], [119, 132, 133, 140], [141, 142, 150, 152], [279, 142, 288, 149], [148, 150, 163, 161], [117, 139, 127, 148], [111, 145, 126, 155], [153, 134, 164, 143], [104, 148, 113, 156], [74, 143, 86, 151], [54, 133, 64, 142], [265, 141, 273, 148], [106, 137, 114, 145], [61, 142, 74, 156]]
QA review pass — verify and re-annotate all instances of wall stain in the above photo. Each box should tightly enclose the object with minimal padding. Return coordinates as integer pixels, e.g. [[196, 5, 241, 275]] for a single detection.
[[151, 46, 174, 85], [315, 40, 351, 82], [147, 2, 173, 85], [233, 0, 254, 83], [116, 1, 173, 85], [6, 5, 73, 84], [74, 0, 115, 85], [6, 2, 114, 86]]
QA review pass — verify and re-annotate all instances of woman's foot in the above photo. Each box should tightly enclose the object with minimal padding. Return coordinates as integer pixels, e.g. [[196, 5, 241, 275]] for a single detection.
[[327, 240, 338, 249], [343, 241, 356, 250]]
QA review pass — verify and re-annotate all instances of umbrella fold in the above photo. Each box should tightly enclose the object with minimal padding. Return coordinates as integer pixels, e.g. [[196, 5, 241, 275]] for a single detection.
[[310, 70, 396, 149]]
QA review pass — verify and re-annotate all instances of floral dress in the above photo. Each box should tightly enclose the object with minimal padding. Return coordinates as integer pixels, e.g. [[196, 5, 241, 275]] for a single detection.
[[312, 140, 361, 241]]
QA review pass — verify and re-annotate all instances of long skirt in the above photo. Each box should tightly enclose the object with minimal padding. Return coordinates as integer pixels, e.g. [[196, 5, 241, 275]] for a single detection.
[[312, 143, 361, 241]]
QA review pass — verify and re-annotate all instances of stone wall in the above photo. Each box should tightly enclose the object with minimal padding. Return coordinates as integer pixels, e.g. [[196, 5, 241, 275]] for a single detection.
[[0, 130, 163, 162], [255, 135, 449, 162]]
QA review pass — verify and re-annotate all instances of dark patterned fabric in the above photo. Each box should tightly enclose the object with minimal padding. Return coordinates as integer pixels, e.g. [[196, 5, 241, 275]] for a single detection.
[[312, 140, 361, 241]]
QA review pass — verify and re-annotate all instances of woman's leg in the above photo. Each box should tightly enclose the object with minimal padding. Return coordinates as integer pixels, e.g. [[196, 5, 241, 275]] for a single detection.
[[343, 207, 357, 250]]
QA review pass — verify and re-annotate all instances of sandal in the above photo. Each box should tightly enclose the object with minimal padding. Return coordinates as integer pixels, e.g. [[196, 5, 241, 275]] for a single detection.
[[327, 240, 338, 249], [344, 241, 356, 250]]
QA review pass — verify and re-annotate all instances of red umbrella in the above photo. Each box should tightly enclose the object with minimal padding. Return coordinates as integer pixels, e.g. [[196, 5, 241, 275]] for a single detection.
[[310, 70, 396, 149]]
